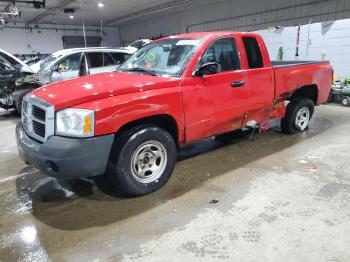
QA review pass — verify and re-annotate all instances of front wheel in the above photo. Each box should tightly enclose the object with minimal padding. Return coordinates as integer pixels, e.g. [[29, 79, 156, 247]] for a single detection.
[[108, 125, 177, 196], [15, 93, 26, 114], [281, 98, 314, 134], [341, 96, 350, 107]]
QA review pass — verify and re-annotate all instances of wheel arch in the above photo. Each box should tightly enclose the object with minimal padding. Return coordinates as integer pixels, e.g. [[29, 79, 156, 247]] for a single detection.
[[290, 84, 318, 105], [116, 114, 180, 147]]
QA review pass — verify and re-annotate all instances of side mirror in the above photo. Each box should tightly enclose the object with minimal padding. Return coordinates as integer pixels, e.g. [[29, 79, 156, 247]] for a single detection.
[[194, 62, 221, 77]]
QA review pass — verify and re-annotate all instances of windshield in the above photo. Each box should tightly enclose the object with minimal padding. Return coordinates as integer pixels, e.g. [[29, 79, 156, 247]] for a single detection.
[[119, 38, 204, 77], [38, 53, 62, 71]]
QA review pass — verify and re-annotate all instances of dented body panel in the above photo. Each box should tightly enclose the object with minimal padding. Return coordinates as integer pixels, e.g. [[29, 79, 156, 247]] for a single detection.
[[273, 62, 332, 105]]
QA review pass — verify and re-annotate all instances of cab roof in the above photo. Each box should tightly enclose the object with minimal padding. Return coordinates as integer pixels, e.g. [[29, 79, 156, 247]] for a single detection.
[[164, 31, 252, 40]]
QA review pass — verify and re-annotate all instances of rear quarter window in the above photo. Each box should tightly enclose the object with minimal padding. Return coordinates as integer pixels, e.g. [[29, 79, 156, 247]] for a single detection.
[[102, 53, 116, 66], [242, 37, 263, 69], [110, 52, 131, 65], [86, 52, 103, 68]]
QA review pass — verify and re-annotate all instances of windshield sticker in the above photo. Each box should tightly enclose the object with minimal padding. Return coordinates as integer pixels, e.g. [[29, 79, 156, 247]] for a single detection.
[[176, 40, 200, 46], [146, 52, 156, 62]]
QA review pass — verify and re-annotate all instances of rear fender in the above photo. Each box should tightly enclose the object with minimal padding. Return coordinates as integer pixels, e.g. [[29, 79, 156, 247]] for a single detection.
[[278, 64, 332, 105], [285, 68, 314, 95]]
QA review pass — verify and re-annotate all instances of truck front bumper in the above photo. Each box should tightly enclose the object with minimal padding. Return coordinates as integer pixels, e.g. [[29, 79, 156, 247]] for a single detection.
[[16, 123, 114, 178]]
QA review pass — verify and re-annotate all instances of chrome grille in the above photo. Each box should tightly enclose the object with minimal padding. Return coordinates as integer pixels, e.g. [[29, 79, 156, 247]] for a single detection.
[[33, 120, 46, 137], [32, 105, 46, 121], [22, 95, 55, 143]]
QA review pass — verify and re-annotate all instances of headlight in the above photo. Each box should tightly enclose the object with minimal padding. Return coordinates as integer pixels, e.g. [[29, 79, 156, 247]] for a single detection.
[[56, 108, 94, 137]]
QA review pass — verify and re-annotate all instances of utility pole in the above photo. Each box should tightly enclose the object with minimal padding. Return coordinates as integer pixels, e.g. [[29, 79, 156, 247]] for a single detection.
[[295, 24, 301, 59]]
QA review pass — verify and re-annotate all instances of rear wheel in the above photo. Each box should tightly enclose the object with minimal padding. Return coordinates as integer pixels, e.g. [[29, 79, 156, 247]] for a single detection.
[[341, 96, 350, 107], [281, 98, 314, 134], [108, 125, 177, 196]]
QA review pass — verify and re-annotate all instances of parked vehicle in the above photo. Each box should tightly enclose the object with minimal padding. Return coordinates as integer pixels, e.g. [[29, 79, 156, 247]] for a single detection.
[[31, 47, 135, 85], [127, 39, 153, 52], [16, 32, 332, 196], [25, 57, 45, 66], [331, 80, 350, 106], [0, 48, 41, 112]]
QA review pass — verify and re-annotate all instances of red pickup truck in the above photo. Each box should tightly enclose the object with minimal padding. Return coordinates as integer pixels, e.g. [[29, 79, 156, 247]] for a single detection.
[[16, 32, 332, 196]]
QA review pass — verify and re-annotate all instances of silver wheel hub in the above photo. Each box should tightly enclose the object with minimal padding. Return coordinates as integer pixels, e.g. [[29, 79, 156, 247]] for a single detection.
[[295, 107, 310, 131], [131, 140, 167, 184]]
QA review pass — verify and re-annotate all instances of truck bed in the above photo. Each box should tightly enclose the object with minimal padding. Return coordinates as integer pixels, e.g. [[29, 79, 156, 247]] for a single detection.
[[272, 60, 332, 105], [271, 60, 328, 67]]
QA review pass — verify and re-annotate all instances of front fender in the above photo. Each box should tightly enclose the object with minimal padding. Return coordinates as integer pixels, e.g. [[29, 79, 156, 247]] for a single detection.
[[73, 87, 185, 144]]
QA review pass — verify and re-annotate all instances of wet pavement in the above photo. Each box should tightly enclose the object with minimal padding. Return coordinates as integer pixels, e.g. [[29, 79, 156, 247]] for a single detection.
[[0, 105, 350, 261]]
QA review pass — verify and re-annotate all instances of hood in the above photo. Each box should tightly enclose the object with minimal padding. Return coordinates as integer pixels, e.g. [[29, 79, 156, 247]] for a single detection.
[[32, 72, 180, 111], [0, 48, 26, 67], [0, 48, 33, 73]]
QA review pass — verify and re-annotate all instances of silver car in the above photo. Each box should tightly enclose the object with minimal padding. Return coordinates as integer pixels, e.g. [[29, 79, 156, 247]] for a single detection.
[[31, 47, 135, 85]]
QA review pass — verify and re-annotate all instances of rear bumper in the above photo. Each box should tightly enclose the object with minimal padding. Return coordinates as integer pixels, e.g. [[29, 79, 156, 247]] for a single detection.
[[16, 123, 114, 178]]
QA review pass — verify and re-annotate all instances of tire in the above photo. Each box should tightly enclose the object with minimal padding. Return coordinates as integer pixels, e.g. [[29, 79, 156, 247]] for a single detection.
[[281, 97, 314, 134], [341, 96, 350, 107], [108, 125, 177, 196], [15, 94, 25, 114]]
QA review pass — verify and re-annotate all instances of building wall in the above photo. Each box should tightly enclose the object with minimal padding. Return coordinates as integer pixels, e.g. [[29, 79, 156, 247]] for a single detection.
[[119, 0, 350, 43], [117, 0, 350, 78], [256, 19, 350, 78], [1, 0, 350, 78], [0, 24, 121, 55]]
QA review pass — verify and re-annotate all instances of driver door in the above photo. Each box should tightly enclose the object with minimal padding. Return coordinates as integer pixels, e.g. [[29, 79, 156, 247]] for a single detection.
[[51, 52, 82, 83], [183, 37, 250, 142]]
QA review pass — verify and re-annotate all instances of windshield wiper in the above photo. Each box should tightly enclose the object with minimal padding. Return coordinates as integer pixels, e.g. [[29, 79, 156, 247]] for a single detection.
[[123, 67, 158, 76]]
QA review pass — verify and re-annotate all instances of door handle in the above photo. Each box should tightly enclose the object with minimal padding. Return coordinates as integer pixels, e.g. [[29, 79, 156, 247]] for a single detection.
[[231, 80, 245, 88]]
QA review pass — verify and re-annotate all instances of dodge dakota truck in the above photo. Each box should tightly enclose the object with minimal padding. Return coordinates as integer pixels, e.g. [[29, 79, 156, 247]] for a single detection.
[[16, 32, 332, 196]]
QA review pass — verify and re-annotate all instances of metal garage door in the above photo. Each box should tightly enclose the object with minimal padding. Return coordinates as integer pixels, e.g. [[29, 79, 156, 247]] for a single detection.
[[62, 36, 102, 49]]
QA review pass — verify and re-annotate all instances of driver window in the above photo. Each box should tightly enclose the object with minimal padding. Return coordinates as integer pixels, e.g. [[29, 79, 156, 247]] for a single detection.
[[57, 53, 82, 72], [198, 38, 240, 72]]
